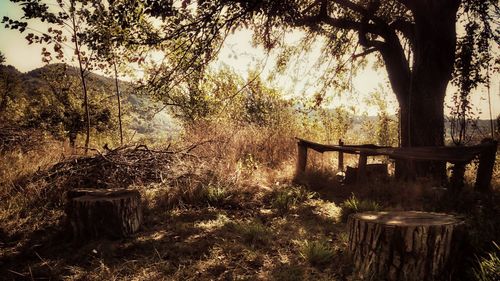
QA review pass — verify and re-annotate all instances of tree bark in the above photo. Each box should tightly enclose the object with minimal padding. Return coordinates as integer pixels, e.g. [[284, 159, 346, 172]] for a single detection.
[[70, 1, 91, 155], [113, 61, 124, 146], [348, 211, 466, 281], [386, 1, 460, 178], [67, 188, 142, 241], [401, 1, 458, 148]]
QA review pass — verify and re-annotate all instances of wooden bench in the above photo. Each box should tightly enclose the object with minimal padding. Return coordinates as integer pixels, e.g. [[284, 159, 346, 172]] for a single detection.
[[295, 138, 498, 191]]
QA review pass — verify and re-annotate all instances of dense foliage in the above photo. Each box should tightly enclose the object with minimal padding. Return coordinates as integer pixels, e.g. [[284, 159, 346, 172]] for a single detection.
[[0, 64, 118, 146]]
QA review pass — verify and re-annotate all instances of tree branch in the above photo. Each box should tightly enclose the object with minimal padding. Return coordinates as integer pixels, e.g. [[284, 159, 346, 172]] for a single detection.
[[331, 0, 366, 15], [395, 0, 414, 10], [352, 47, 379, 59], [390, 19, 415, 42], [320, 0, 328, 17]]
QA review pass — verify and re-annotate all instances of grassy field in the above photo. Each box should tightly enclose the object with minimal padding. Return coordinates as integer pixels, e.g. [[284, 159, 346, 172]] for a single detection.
[[0, 127, 499, 281]]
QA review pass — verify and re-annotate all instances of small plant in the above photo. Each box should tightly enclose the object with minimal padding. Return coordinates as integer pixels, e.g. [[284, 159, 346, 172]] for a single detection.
[[290, 185, 318, 202], [340, 194, 381, 222], [272, 185, 317, 215], [473, 242, 500, 281], [335, 232, 349, 251], [237, 221, 270, 247], [204, 184, 231, 206], [299, 240, 335, 268], [272, 190, 295, 215], [271, 264, 305, 281]]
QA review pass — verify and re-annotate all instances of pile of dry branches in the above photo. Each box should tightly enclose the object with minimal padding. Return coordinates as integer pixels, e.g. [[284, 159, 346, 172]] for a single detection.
[[25, 145, 194, 190]]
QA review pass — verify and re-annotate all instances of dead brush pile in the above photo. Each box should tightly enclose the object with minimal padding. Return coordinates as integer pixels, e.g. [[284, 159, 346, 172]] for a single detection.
[[0, 144, 215, 238], [27, 145, 178, 189]]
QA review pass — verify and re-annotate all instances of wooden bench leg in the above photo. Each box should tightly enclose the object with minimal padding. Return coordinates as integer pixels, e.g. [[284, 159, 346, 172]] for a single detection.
[[296, 142, 308, 176], [338, 139, 344, 171], [357, 153, 367, 183], [475, 139, 498, 192], [450, 162, 466, 191]]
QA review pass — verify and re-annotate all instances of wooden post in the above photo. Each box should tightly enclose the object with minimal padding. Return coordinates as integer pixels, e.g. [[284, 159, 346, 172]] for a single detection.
[[357, 153, 367, 183], [449, 162, 466, 191], [338, 139, 344, 171], [348, 211, 466, 281], [475, 139, 498, 192], [296, 141, 308, 175]]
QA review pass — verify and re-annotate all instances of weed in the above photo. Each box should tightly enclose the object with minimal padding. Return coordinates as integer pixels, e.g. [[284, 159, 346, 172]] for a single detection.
[[335, 232, 349, 250], [204, 184, 231, 206], [299, 239, 335, 268], [272, 191, 296, 215], [195, 213, 231, 230], [271, 264, 305, 281], [473, 242, 500, 281], [271, 185, 317, 215], [237, 221, 270, 247], [340, 194, 381, 222]]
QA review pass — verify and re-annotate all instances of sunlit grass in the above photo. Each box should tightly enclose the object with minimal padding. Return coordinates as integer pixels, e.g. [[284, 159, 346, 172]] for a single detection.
[[299, 239, 336, 268], [473, 242, 500, 281], [339, 194, 381, 222], [0, 118, 498, 280]]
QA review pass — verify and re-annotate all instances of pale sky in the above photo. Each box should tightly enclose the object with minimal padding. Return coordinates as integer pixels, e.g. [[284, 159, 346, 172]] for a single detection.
[[1, 0, 498, 119]]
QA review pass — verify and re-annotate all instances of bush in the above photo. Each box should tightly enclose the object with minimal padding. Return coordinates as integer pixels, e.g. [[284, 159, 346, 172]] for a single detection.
[[340, 194, 381, 222], [299, 240, 335, 268]]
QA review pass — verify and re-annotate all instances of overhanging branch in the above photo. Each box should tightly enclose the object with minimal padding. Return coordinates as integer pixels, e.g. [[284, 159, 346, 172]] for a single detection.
[[352, 47, 379, 59]]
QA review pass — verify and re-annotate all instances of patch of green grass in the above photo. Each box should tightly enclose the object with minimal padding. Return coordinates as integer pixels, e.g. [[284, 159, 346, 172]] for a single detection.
[[272, 191, 295, 215], [299, 240, 335, 268], [272, 185, 317, 215], [204, 184, 231, 206], [340, 194, 381, 222], [271, 264, 305, 281], [236, 221, 271, 247], [473, 242, 500, 281]]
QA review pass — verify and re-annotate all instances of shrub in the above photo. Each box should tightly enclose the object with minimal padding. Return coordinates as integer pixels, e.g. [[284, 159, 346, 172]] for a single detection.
[[340, 194, 381, 222], [299, 240, 335, 268]]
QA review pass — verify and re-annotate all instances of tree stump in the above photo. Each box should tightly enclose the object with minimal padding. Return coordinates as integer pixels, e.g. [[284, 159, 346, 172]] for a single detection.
[[67, 188, 142, 241], [347, 211, 465, 281]]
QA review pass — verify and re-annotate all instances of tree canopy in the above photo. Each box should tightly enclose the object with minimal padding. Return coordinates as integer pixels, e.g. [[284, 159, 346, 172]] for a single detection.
[[4, 1, 499, 154], [90, 0, 496, 176]]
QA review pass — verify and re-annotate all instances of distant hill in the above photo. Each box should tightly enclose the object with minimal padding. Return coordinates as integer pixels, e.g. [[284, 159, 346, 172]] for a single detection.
[[0, 63, 179, 141]]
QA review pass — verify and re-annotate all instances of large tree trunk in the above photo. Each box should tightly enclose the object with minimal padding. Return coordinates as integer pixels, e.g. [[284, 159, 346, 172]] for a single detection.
[[385, 1, 460, 178], [401, 1, 458, 149]]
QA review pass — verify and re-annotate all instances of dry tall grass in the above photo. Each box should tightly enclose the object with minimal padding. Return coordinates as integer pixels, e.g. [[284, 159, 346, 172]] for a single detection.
[[1, 120, 498, 281]]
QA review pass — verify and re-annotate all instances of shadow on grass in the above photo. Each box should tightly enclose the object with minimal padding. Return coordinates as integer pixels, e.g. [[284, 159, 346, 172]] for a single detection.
[[1, 190, 355, 280]]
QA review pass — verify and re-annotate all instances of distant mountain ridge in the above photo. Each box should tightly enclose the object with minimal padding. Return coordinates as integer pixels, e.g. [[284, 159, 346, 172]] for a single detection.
[[0, 63, 179, 140]]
